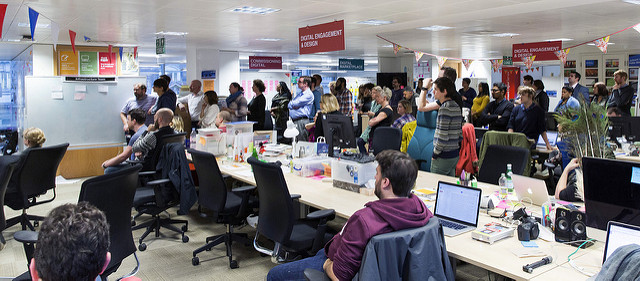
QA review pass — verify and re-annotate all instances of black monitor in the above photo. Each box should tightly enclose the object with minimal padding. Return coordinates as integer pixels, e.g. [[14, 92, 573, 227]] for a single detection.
[[321, 114, 356, 157], [582, 157, 640, 230], [608, 116, 640, 142]]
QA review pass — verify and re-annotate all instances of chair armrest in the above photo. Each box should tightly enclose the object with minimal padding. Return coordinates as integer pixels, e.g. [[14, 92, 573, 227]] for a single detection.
[[126, 159, 143, 165], [14, 230, 38, 244], [291, 194, 301, 200], [303, 268, 330, 281], [543, 162, 556, 169], [139, 171, 156, 177], [232, 185, 256, 193], [306, 209, 336, 221], [146, 178, 171, 186]]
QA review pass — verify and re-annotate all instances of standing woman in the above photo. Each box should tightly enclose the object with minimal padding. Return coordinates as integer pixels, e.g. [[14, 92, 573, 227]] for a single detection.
[[532, 80, 550, 112], [357, 86, 393, 154], [149, 78, 177, 115], [592, 82, 609, 107], [222, 82, 248, 121], [271, 81, 292, 135], [471, 82, 490, 125], [199, 91, 220, 129], [431, 77, 463, 176], [248, 79, 266, 130]]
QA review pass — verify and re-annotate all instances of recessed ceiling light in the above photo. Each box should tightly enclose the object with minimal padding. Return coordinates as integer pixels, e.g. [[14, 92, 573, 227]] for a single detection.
[[5, 39, 21, 42], [439, 48, 453, 51], [545, 38, 573, 41], [229, 6, 280, 15], [364, 60, 378, 64], [381, 44, 393, 48], [487, 51, 500, 54], [622, 0, 640, 4], [418, 25, 454, 31], [17, 23, 50, 28], [321, 70, 348, 73], [587, 42, 615, 46], [155, 31, 188, 36], [491, 33, 520, 37], [257, 38, 282, 41], [357, 19, 393, 26]]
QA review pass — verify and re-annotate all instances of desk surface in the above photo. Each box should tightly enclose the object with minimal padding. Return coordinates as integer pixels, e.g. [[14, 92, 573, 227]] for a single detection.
[[209, 156, 603, 281]]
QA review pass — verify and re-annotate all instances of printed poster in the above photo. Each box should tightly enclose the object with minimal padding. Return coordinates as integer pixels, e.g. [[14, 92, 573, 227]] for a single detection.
[[98, 52, 116, 75], [203, 80, 214, 92], [59, 50, 78, 75], [121, 48, 139, 75], [79, 51, 98, 75]]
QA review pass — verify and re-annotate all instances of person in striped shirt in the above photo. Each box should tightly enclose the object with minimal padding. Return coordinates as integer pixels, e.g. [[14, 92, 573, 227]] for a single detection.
[[431, 77, 463, 176], [392, 100, 416, 130]]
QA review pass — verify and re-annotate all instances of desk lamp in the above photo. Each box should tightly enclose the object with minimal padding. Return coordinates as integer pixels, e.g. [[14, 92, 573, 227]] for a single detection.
[[283, 119, 299, 158]]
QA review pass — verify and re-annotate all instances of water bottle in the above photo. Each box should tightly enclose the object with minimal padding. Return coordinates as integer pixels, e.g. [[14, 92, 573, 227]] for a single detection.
[[498, 173, 507, 199], [189, 128, 197, 149], [353, 107, 359, 127], [506, 164, 514, 194]]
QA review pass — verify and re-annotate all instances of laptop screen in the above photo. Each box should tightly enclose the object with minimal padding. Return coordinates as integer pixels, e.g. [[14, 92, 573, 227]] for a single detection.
[[538, 131, 558, 146], [434, 181, 482, 226], [604, 221, 640, 263]]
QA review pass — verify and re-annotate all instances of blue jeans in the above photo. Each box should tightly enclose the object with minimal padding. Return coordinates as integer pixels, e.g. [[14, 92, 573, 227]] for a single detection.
[[267, 249, 327, 281], [104, 163, 131, 174]]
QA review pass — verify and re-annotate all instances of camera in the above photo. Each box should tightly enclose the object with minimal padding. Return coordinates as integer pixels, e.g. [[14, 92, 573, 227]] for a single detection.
[[518, 216, 540, 241]]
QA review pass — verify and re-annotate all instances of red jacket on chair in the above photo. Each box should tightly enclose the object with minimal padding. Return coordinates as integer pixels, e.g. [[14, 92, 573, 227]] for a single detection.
[[456, 123, 478, 176]]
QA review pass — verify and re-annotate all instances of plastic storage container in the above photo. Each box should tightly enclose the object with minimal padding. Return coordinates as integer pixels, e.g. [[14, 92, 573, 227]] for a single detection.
[[195, 128, 226, 155], [226, 121, 256, 144], [331, 158, 377, 186], [291, 157, 331, 177]]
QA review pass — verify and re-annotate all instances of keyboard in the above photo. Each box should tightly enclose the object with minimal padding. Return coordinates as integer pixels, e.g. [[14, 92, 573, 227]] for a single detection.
[[441, 220, 466, 230], [338, 152, 376, 163]]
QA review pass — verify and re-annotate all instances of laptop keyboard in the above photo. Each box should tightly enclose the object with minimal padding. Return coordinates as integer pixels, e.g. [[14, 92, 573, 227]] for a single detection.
[[441, 220, 466, 230]]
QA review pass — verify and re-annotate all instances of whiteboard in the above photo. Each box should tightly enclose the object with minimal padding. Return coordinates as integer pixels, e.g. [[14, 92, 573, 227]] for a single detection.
[[25, 76, 147, 147]]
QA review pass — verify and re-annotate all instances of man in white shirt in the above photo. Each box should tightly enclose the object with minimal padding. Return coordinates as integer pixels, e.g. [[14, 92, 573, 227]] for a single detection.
[[178, 80, 204, 129]]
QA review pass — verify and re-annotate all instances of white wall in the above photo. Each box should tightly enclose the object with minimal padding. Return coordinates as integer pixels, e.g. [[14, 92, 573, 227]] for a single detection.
[[32, 44, 54, 76]]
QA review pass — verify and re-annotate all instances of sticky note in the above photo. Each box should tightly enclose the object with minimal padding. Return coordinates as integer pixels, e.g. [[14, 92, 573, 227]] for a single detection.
[[51, 85, 63, 92], [74, 92, 85, 100], [98, 85, 108, 93], [521, 241, 538, 248], [51, 92, 63, 100], [75, 85, 87, 92]]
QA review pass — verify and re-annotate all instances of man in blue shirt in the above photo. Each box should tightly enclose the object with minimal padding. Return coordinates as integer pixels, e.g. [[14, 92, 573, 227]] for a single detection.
[[288, 76, 314, 141], [102, 108, 148, 173], [311, 76, 322, 118]]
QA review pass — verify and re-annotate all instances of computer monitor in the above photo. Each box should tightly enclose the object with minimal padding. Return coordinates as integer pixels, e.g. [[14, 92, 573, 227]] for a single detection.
[[321, 114, 356, 157], [608, 116, 640, 142], [582, 157, 640, 230]]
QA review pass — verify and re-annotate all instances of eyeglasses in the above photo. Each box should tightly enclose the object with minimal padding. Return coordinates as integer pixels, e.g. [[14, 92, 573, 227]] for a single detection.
[[491, 89, 500, 92]]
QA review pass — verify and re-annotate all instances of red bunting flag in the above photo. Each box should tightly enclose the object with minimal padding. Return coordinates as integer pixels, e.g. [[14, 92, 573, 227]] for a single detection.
[[594, 36, 610, 53], [462, 59, 472, 71], [0, 4, 7, 39], [69, 30, 77, 54], [134, 47, 138, 59], [414, 52, 424, 62], [523, 55, 536, 69], [490, 59, 502, 72], [554, 48, 570, 64], [393, 43, 401, 55], [108, 44, 112, 54]]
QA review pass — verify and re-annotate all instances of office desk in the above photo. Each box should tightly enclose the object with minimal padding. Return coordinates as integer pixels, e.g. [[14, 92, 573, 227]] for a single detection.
[[530, 242, 604, 281], [615, 154, 640, 163], [209, 157, 604, 280]]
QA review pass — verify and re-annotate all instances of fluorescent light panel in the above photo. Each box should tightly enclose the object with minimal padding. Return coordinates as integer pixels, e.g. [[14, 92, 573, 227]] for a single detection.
[[229, 6, 280, 15], [17, 23, 50, 28], [545, 38, 574, 41], [418, 25, 454, 31], [257, 38, 282, 41], [622, 0, 640, 4], [491, 33, 519, 37], [155, 31, 188, 36], [357, 19, 393, 26], [587, 42, 615, 46]]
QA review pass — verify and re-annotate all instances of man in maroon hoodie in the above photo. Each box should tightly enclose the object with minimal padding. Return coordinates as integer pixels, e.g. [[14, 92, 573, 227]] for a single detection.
[[267, 150, 433, 281]]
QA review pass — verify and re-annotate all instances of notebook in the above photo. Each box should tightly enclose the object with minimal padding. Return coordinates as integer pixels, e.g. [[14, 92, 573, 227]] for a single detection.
[[538, 131, 558, 147], [512, 174, 551, 206], [603, 221, 640, 263], [434, 181, 482, 237]]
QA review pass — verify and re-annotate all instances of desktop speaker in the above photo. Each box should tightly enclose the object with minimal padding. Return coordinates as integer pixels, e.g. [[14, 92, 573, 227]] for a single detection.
[[554, 207, 571, 242], [570, 210, 587, 242]]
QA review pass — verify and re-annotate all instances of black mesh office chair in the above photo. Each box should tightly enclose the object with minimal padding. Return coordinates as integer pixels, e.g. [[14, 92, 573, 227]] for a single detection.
[[0, 156, 19, 245], [264, 110, 274, 131], [5, 143, 69, 230], [478, 145, 530, 184], [1, 130, 19, 155], [132, 133, 190, 251], [371, 127, 402, 156], [545, 112, 558, 131], [188, 149, 255, 268], [247, 157, 335, 262]]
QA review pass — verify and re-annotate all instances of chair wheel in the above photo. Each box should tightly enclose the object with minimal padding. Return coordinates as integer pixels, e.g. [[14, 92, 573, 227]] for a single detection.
[[138, 243, 147, 251], [230, 260, 238, 269], [182, 225, 188, 232], [33, 221, 39, 227], [131, 220, 136, 226], [182, 235, 189, 243], [192, 257, 200, 266]]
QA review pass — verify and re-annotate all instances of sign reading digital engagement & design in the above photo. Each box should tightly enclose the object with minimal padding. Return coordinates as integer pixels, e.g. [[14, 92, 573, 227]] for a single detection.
[[249, 56, 282, 69], [338, 59, 364, 71], [298, 20, 345, 54], [512, 41, 562, 62]]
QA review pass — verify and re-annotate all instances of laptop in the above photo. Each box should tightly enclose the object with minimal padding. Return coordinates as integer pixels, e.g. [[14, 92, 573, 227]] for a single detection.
[[512, 174, 551, 206], [434, 181, 482, 237], [603, 221, 640, 263], [538, 131, 558, 147]]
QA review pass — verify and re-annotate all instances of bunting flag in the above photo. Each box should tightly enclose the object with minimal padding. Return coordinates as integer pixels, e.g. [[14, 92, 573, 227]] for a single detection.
[[490, 59, 502, 72], [119, 47, 123, 62], [523, 55, 536, 69], [393, 43, 401, 55], [134, 46, 138, 59], [50, 22, 60, 51], [536, 67, 540, 71], [69, 30, 77, 54], [462, 59, 472, 71], [84, 36, 91, 42], [28, 8, 39, 41], [108, 44, 112, 54], [554, 48, 570, 64], [414, 51, 424, 62], [0, 4, 7, 39], [593, 36, 610, 53], [437, 56, 447, 68], [634, 24, 640, 34]]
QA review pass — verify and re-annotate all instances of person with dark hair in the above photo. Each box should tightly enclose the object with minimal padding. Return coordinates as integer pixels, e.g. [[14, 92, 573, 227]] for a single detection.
[[177, 80, 204, 129], [416, 78, 424, 95], [555, 86, 580, 113], [389, 76, 404, 108], [266, 150, 432, 281], [271, 81, 292, 135], [523, 75, 533, 87], [334, 77, 353, 116], [102, 108, 148, 173], [403, 86, 417, 112], [313, 74, 324, 95], [431, 77, 463, 176], [607, 106, 623, 117], [568, 71, 590, 104], [471, 82, 490, 123], [607, 70, 633, 116], [392, 99, 416, 130], [121, 83, 156, 128], [30, 202, 111, 281], [358, 83, 375, 113], [149, 78, 177, 115], [440, 67, 457, 83], [417, 66, 459, 112], [458, 77, 476, 109], [310, 76, 322, 118], [289, 76, 314, 141], [532, 80, 549, 112], [592, 82, 609, 107], [247, 79, 267, 130], [222, 82, 248, 121], [508, 86, 552, 150], [199, 90, 220, 129], [478, 82, 513, 131]]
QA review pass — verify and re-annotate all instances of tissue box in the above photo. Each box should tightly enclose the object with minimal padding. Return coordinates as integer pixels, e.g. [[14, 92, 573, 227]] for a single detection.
[[331, 159, 377, 186], [291, 157, 331, 177]]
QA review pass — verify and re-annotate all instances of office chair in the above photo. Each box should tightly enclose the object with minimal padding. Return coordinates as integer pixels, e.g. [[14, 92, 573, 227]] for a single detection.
[[1, 130, 19, 155], [545, 112, 558, 131], [304, 217, 455, 281], [247, 157, 335, 262], [0, 156, 19, 245], [4, 143, 69, 230], [263, 110, 274, 130], [407, 111, 438, 171], [478, 145, 530, 185], [132, 133, 190, 251], [371, 127, 402, 156], [188, 149, 255, 268]]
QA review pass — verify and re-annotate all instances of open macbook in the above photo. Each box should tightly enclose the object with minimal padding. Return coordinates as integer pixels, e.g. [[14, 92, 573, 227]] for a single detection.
[[434, 181, 482, 237], [538, 131, 558, 147], [603, 221, 640, 263], [512, 174, 551, 206]]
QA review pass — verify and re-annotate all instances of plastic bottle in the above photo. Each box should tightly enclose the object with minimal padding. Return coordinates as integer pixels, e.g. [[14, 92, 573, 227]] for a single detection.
[[188, 128, 197, 149], [506, 164, 514, 194], [498, 173, 507, 199]]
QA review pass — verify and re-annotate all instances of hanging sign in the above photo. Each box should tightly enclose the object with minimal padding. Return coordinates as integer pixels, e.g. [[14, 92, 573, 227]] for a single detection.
[[156, 37, 165, 54], [338, 59, 364, 71], [249, 56, 283, 69], [512, 41, 562, 62], [503, 56, 513, 65], [298, 20, 345, 54], [98, 52, 116, 75]]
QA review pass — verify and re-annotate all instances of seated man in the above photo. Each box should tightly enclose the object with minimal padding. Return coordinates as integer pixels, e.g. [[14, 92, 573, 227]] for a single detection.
[[267, 150, 432, 281], [102, 108, 148, 174], [30, 202, 111, 281], [132, 108, 175, 163]]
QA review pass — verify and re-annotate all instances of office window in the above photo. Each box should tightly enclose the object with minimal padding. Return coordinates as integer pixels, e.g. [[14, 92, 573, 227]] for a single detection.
[[139, 63, 187, 95]]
